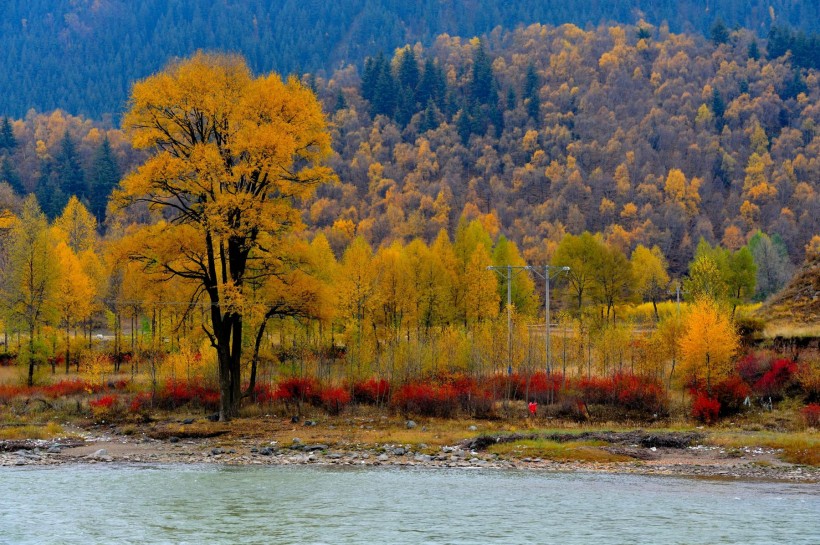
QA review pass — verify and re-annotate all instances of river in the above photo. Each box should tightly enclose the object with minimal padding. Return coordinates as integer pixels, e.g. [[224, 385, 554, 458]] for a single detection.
[[1, 465, 817, 544]]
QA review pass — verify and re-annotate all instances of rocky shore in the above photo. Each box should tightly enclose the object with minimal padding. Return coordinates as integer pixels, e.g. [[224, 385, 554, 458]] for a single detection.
[[2, 430, 817, 483]]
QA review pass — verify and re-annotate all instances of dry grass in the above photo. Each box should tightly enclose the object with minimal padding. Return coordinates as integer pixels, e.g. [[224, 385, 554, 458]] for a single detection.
[[487, 438, 633, 463], [0, 366, 20, 385], [763, 322, 820, 338], [0, 421, 64, 440], [707, 430, 820, 466]]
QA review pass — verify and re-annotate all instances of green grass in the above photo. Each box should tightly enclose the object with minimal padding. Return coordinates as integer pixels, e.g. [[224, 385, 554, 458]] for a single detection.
[[487, 438, 633, 463]]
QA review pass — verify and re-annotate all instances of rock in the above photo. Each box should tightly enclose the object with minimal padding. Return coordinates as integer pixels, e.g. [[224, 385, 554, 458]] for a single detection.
[[307, 454, 317, 462], [326, 453, 343, 459], [377, 453, 389, 462], [206, 413, 219, 422], [47, 446, 61, 454], [406, 420, 417, 429], [468, 425, 477, 431], [88, 449, 112, 462], [211, 448, 224, 455], [182, 418, 195, 425], [393, 447, 406, 456], [291, 415, 300, 423], [303, 420, 317, 427], [303, 444, 328, 452], [259, 447, 273, 456], [169, 436, 180, 443], [418, 443, 428, 450], [292, 437, 302, 444], [250, 447, 259, 453], [414, 454, 432, 463]]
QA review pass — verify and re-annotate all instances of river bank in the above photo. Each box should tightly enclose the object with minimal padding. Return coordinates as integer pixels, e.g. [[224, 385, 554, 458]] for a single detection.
[[2, 415, 818, 482]]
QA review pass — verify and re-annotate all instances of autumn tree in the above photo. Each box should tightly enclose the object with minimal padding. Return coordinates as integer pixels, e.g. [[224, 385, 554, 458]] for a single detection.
[[678, 297, 739, 394], [552, 232, 603, 313], [115, 53, 335, 419], [53, 241, 94, 373], [630, 244, 670, 321], [7, 195, 57, 385]]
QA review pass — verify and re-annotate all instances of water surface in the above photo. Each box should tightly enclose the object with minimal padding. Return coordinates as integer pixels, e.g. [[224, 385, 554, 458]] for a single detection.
[[1, 465, 817, 544]]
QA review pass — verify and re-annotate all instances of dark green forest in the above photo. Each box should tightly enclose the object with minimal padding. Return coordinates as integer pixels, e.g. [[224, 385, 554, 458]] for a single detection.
[[1, 0, 819, 118]]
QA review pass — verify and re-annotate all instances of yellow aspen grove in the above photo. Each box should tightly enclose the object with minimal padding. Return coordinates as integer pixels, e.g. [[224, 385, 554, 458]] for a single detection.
[[115, 52, 335, 419]]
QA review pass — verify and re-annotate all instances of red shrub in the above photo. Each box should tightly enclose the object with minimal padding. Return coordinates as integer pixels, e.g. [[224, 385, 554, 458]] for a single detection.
[[0, 384, 30, 403], [89, 394, 118, 411], [319, 386, 351, 415], [41, 379, 101, 398], [391, 382, 458, 417], [712, 376, 752, 416], [692, 394, 721, 424], [274, 377, 319, 403], [800, 404, 820, 428], [129, 392, 152, 413], [754, 359, 798, 398], [251, 383, 275, 404], [352, 378, 390, 404], [614, 374, 667, 413], [736, 352, 769, 385], [156, 379, 220, 411], [578, 376, 614, 404], [516, 372, 562, 403], [440, 374, 495, 417]]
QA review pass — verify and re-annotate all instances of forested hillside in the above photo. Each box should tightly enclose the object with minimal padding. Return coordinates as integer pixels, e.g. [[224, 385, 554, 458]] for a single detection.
[[1, 0, 819, 118], [307, 23, 818, 273], [0, 22, 817, 275]]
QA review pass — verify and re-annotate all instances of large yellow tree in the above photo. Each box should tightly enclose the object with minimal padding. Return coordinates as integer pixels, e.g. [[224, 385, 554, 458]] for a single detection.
[[678, 297, 739, 394], [115, 53, 335, 419]]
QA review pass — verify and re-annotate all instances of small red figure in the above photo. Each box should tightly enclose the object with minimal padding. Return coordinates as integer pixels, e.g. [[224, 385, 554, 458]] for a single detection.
[[528, 401, 537, 416]]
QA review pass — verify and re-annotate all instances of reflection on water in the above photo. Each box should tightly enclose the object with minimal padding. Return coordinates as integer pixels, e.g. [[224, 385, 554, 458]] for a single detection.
[[1, 465, 818, 544]]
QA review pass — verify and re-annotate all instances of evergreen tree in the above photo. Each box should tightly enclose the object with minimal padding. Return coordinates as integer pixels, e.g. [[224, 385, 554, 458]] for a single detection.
[[417, 57, 446, 109], [0, 157, 24, 195], [396, 47, 419, 92], [88, 137, 120, 222], [35, 163, 67, 220], [747, 38, 760, 60], [418, 100, 442, 134], [54, 131, 86, 200], [333, 88, 347, 112], [0, 118, 16, 151], [710, 18, 729, 45], [470, 40, 495, 105], [523, 63, 540, 121]]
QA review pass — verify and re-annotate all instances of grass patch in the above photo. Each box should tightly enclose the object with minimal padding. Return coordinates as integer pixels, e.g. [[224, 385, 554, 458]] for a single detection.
[[0, 421, 64, 440], [707, 431, 820, 466], [487, 439, 633, 463]]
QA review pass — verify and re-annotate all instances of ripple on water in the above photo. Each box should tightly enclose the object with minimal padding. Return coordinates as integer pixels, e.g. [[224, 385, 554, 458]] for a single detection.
[[0, 466, 818, 544]]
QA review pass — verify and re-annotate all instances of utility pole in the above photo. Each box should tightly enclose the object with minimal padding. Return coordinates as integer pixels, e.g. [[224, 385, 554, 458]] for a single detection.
[[530, 265, 570, 404], [487, 265, 532, 376]]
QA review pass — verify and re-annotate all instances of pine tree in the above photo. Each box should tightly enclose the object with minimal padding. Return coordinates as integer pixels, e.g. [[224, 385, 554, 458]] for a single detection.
[[470, 40, 495, 105], [1, 157, 24, 195], [0, 118, 16, 151], [88, 137, 120, 222], [55, 131, 86, 201], [523, 63, 540, 121]]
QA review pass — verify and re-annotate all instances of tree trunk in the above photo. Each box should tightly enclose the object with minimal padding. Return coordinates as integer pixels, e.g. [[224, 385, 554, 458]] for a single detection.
[[65, 326, 71, 375], [27, 324, 35, 387]]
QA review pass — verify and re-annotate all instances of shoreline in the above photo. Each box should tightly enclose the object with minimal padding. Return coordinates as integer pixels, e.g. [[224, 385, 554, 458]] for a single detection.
[[3, 433, 818, 483]]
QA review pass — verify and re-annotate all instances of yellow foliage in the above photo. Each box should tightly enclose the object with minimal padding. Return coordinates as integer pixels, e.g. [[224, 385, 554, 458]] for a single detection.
[[678, 297, 739, 392]]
